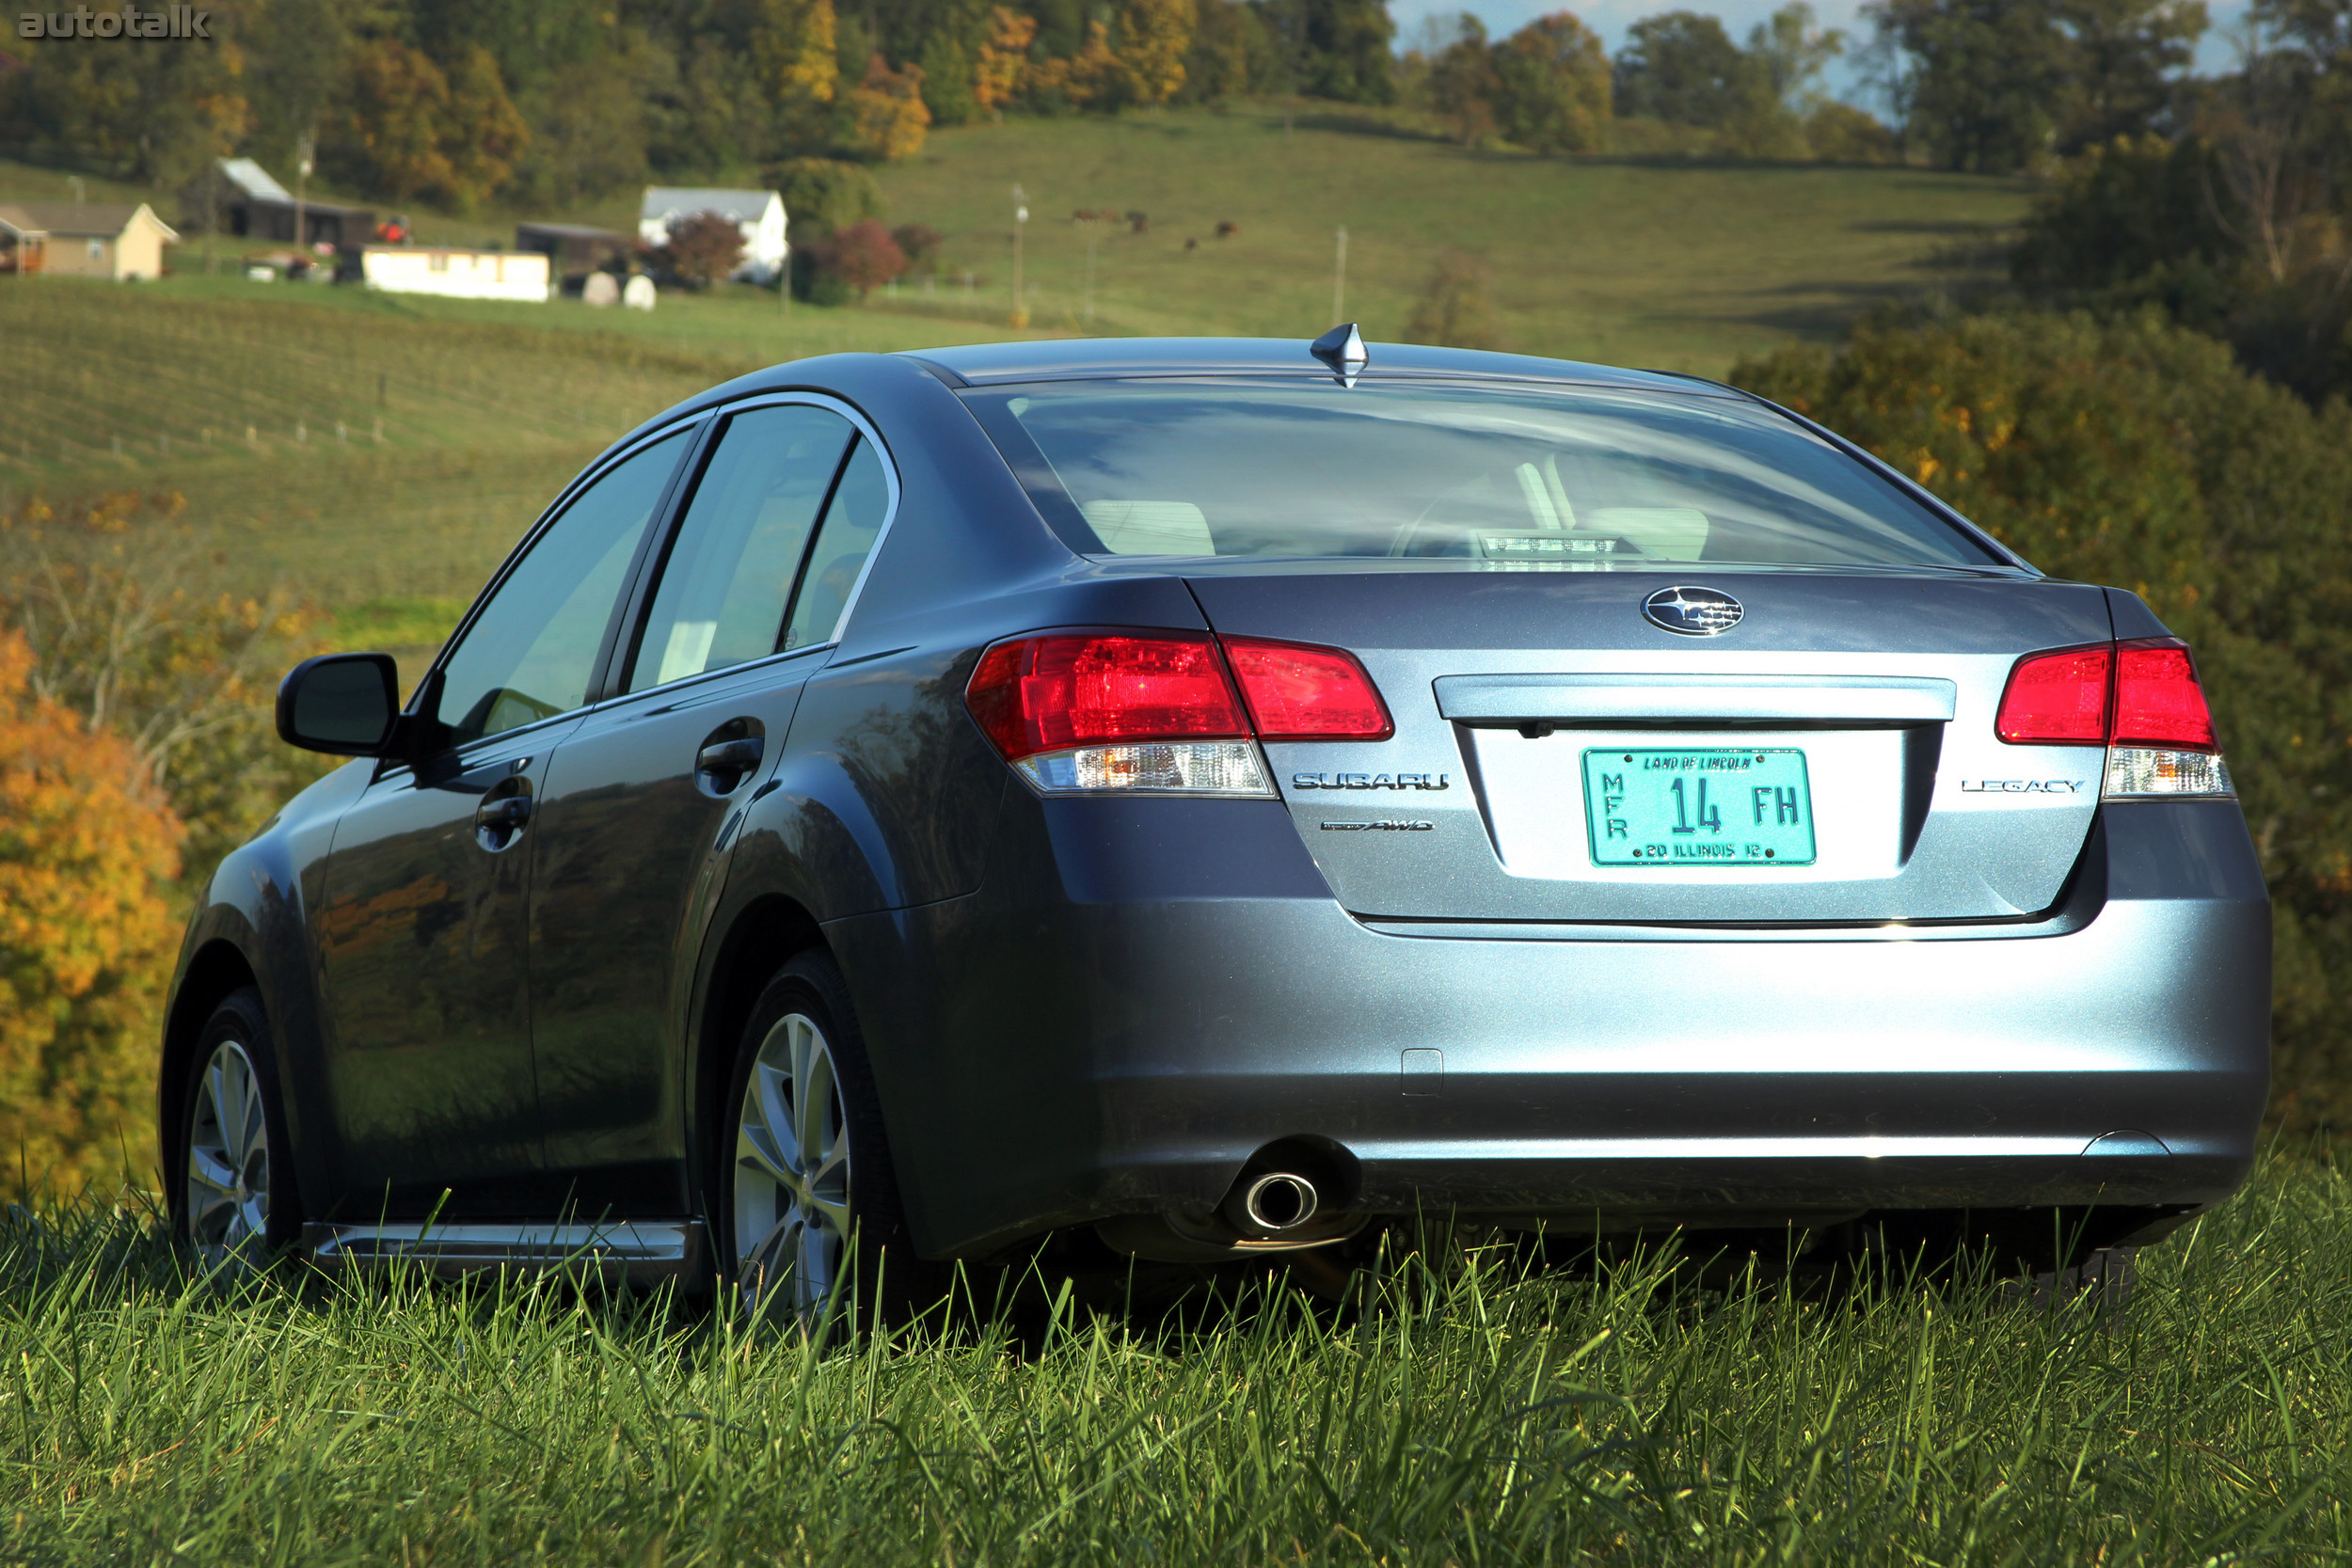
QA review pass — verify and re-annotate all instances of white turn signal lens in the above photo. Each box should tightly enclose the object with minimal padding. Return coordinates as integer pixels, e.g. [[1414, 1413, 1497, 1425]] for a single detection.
[[2104, 747, 2233, 799], [1013, 740, 1274, 796]]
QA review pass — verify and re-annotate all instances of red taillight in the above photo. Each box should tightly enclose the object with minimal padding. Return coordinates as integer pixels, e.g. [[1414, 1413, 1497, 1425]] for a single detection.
[[1996, 643, 2111, 744], [964, 632, 1249, 763], [1223, 637, 1394, 741], [2113, 639, 2216, 751], [1995, 637, 2217, 752], [964, 629, 1391, 761]]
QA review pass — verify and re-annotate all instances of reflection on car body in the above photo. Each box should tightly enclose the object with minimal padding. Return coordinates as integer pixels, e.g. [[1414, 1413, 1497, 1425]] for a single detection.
[[163, 334, 2268, 1316]]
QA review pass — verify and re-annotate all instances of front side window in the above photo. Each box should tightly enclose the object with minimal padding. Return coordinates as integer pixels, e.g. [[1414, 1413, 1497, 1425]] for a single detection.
[[435, 429, 687, 745], [628, 404, 857, 691], [962, 380, 2002, 570]]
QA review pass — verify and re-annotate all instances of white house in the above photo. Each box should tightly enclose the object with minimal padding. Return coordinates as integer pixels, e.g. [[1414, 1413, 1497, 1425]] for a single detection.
[[359, 245, 549, 302], [637, 187, 787, 285]]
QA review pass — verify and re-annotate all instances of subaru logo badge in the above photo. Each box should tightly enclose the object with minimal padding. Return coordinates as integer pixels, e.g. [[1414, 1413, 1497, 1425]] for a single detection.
[[1643, 585, 1743, 636]]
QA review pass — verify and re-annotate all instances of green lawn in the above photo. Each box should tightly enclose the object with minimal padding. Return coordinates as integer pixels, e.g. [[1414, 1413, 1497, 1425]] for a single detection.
[[4, 1150, 2345, 1564]]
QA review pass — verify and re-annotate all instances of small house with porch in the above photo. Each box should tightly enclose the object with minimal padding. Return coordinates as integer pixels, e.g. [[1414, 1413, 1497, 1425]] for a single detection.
[[0, 201, 178, 278]]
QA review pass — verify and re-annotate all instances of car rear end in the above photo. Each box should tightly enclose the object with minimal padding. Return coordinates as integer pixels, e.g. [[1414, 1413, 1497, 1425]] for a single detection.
[[902, 346, 2268, 1266]]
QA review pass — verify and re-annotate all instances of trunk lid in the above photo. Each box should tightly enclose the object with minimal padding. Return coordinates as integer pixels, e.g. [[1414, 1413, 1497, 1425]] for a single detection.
[[1187, 564, 2111, 924]]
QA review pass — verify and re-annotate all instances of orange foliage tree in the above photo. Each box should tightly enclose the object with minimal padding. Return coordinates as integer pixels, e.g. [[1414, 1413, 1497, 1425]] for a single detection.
[[333, 40, 529, 209], [1115, 0, 1198, 107], [974, 8, 1039, 114], [838, 53, 932, 161], [0, 629, 181, 1202]]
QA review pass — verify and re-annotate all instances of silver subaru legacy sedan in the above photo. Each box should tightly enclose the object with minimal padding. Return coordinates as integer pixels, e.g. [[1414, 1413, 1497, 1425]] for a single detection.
[[165, 331, 2267, 1316]]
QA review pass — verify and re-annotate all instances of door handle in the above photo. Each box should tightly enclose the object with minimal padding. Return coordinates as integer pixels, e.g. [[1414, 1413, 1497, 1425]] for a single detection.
[[695, 736, 764, 795], [474, 790, 532, 849]]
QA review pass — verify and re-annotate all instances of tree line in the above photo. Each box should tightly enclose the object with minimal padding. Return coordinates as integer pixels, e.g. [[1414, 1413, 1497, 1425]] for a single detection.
[[1725, 0, 2352, 1124], [0, 0, 1399, 210]]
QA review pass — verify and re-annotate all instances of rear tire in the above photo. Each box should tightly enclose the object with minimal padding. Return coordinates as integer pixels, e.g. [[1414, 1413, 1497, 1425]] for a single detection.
[[713, 951, 943, 1330], [178, 988, 302, 1267]]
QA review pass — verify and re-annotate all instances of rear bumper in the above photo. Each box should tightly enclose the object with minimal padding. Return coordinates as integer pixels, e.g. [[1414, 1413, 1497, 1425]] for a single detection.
[[836, 796, 2271, 1258]]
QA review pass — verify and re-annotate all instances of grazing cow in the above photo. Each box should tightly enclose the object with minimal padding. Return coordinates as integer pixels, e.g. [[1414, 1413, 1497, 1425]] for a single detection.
[[1216, 221, 1238, 239], [1184, 236, 1199, 251], [1126, 210, 1149, 232], [1073, 209, 1100, 222]]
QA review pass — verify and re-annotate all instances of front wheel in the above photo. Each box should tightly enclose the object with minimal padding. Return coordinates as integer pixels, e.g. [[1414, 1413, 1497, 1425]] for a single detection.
[[179, 988, 301, 1267], [715, 951, 940, 1329]]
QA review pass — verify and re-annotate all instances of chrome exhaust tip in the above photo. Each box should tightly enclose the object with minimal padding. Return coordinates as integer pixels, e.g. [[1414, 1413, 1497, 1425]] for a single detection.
[[1239, 1171, 1319, 1234]]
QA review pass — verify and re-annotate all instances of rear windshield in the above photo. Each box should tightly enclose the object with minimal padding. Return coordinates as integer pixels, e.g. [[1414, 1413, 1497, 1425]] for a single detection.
[[962, 379, 2002, 569]]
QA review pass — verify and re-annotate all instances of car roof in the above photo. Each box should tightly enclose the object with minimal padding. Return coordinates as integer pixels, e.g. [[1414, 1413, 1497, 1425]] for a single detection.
[[902, 337, 1740, 395]]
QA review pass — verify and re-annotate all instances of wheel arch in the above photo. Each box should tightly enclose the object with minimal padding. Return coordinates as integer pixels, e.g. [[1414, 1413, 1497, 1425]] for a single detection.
[[689, 894, 829, 1214], [158, 939, 262, 1227]]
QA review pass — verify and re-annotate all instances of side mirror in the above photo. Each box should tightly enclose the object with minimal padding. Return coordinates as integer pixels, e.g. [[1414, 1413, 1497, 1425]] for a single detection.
[[277, 653, 401, 756]]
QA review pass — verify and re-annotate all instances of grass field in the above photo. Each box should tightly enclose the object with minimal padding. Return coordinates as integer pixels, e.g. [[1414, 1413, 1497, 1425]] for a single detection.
[[857, 104, 2030, 371], [3, 1150, 2345, 1563], [0, 277, 1064, 663]]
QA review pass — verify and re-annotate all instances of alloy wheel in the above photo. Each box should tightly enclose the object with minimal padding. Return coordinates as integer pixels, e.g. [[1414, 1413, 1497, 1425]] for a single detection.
[[732, 1011, 851, 1321], [185, 1038, 272, 1265]]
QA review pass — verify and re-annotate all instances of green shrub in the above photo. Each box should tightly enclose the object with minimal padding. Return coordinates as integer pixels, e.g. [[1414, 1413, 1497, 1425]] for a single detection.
[[1735, 309, 2352, 1126]]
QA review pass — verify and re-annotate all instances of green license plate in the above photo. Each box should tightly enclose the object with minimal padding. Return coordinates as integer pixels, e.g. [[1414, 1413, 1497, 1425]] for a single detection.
[[1581, 748, 1817, 867]]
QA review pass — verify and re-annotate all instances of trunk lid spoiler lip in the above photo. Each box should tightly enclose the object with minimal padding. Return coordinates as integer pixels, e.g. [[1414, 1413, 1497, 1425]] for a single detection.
[[1433, 673, 1960, 725]]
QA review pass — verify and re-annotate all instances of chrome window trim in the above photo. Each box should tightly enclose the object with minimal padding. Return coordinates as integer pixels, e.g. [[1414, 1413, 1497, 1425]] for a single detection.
[[597, 637, 837, 713]]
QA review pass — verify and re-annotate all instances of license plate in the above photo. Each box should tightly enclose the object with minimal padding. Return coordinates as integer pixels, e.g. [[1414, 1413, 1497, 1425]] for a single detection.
[[1581, 748, 1817, 867]]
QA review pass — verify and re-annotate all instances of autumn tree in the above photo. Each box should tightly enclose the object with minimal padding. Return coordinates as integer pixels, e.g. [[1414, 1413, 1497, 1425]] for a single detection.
[[1427, 15, 1502, 145], [827, 218, 910, 294], [974, 7, 1040, 114], [750, 0, 841, 105], [439, 46, 530, 208], [1025, 20, 1125, 109], [1492, 12, 1613, 152], [330, 39, 528, 208], [837, 53, 931, 160], [657, 211, 748, 289], [1116, 0, 1199, 106], [334, 40, 456, 202], [892, 221, 945, 273], [1, 492, 329, 879], [0, 628, 181, 1201], [1613, 10, 1752, 124]]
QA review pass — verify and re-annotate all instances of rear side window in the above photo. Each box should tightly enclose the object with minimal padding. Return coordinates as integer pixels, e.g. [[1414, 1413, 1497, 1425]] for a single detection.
[[627, 404, 856, 691], [781, 438, 890, 652], [962, 380, 2000, 570]]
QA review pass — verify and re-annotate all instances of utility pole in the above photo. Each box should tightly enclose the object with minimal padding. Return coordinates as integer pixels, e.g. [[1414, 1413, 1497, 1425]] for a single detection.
[[294, 132, 314, 262], [1332, 226, 1348, 326], [1084, 227, 1098, 325], [1011, 182, 1028, 326]]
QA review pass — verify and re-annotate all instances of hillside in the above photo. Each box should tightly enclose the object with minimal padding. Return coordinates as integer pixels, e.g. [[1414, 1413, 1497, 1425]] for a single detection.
[[0, 108, 2029, 653], [858, 105, 2031, 371]]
